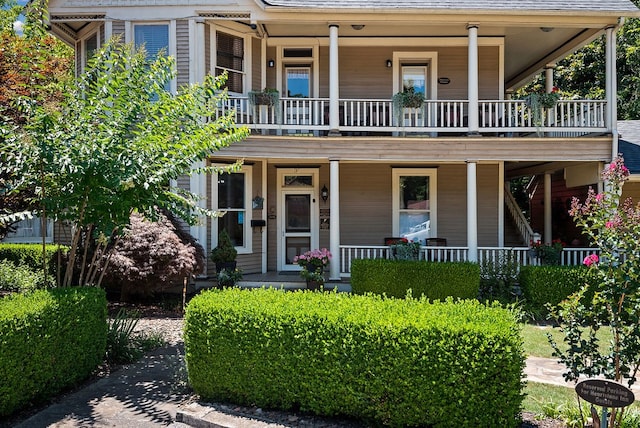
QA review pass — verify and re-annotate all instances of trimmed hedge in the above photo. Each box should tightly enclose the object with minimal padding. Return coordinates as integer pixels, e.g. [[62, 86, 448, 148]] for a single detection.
[[0, 243, 67, 275], [350, 259, 480, 300], [519, 265, 591, 316], [0, 287, 108, 416], [185, 288, 525, 427]]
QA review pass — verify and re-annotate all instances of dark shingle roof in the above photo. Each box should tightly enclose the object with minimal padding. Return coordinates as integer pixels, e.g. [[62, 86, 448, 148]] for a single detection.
[[260, 0, 639, 13], [618, 121, 640, 174]]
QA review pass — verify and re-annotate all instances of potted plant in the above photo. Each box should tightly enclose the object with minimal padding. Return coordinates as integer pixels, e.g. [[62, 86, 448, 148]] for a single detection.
[[216, 267, 243, 288], [389, 238, 421, 261], [293, 248, 332, 290], [248, 88, 280, 107], [392, 86, 425, 109], [211, 229, 238, 273], [529, 239, 565, 265]]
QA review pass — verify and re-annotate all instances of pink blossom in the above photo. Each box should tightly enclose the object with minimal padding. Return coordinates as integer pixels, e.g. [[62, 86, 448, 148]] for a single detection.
[[595, 193, 604, 202], [606, 221, 614, 228], [583, 254, 599, 267]]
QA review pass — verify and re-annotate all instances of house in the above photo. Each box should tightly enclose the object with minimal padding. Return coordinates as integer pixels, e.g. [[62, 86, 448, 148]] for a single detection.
[[39, 0, 640, 280]]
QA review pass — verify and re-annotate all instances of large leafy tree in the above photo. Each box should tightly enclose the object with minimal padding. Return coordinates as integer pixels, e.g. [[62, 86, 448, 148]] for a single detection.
[[1, 40, 249, 286], [0, 0, 73, 238]]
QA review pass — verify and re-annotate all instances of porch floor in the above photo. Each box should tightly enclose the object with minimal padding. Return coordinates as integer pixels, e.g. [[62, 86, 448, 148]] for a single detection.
[[195, 271, 352, 293]]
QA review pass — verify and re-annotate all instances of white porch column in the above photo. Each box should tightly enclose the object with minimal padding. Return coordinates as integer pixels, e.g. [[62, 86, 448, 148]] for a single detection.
[[467, 161, 478, 262], [328, 24, 341, 136], [544, 173, 552, 244], [467, 24, 480, 136], [606, 25, 618, 157], [545, 66, 555, 93], [329, 159, 341, 280], [189, 18, 209, 264]]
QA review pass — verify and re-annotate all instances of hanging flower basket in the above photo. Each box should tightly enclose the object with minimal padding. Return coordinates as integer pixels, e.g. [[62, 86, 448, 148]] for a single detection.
[[248, 88, 280, 107]]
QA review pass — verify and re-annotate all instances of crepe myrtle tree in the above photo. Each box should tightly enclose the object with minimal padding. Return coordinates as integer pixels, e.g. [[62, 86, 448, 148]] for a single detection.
[[0, 39, 249, 287], [549, 156, 640, 427]]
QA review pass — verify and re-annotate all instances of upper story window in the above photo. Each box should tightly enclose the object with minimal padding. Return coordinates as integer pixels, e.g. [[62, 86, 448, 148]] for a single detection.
[[83, 32, 99, 68], [402, 65, 427, 97], [134, 24, 169, 60], [216, 31, 244, 93]]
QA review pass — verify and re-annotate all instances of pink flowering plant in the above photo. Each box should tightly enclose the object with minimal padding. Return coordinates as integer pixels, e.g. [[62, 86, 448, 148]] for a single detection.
[[530, 239, 565, 265], [549, 155, 640, 425], [293, 248, 331, 283]]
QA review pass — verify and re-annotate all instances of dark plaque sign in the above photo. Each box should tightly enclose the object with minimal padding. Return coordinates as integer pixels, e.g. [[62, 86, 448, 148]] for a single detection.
[[575, 379, 635, 408]]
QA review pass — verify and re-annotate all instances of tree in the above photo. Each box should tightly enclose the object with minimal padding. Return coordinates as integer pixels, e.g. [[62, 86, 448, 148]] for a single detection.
[[0, 0, 73, 239], [550, 156, 640, 427], [1, 39, 249, 286]]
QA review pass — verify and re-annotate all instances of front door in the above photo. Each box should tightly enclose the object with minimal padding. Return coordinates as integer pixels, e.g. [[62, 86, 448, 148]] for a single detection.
[[277, 169, 319, 271]]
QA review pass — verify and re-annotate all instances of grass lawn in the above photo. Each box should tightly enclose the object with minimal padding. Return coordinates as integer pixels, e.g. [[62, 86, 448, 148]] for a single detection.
[[524, 382, 577, 414], [521, 323, 612, 359]]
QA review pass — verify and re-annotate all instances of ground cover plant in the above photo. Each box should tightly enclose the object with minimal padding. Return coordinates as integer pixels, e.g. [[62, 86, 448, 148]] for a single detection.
[[185, 288, 525, 427]]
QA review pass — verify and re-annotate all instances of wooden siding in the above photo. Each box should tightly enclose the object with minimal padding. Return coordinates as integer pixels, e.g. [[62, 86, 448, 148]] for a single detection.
[[176, 20, 189, 87], [324, 46, 500, 100], [204, 24, 210, 74], [251, 37, 261, 91], [477, 164, 499, 246], [112, 20, 125, 39]]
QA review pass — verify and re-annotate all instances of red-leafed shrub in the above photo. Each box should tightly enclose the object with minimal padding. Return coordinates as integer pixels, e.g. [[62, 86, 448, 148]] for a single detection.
[[104, 209, 205, 300]]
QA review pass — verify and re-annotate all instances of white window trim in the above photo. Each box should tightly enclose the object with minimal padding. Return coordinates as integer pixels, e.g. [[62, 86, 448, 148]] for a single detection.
[[78, 24, 101, 73], [211, 165, 253, 255], [392, 168, 437, 238], [276, 44, 319, 98], [211, 26, 251, 96], [127, 21, 177, 94], [392, 52, 438, 100]]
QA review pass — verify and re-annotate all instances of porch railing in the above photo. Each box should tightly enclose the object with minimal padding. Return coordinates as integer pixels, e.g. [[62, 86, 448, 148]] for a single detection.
[[216, 97, 608, 135], [339, 245, 599, 276]]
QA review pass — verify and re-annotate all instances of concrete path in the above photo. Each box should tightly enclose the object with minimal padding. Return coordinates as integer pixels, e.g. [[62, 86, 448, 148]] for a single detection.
[[9, 344, 594, 428]]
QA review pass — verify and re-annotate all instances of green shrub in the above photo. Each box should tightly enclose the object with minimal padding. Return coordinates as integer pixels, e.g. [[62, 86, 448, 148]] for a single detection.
[[185, 288, 525, 427], [0, 243, 67, 280], [350, 259, 480, 300], [0, 287, 107, 416], [0, 259, 54, 292], [519, 265, 591, 317]]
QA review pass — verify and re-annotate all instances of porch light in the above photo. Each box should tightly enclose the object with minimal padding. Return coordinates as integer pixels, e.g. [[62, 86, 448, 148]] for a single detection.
[[351, 24, 365, 30], [540, 27, 554, 33], [268, 59, 275, 68], [321, 185, 329, 202], [386, 59, 392, 68]]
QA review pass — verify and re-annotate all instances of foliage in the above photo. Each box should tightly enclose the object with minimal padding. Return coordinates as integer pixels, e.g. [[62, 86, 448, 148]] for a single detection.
[[351, 259, 480, 300], [106, 308, 164, 364], [0, 287, 107, 416], [185, 288, 525, 427], [530, 239, 565, 266], [519, 266, 591, 319], [1, 39, 248, 287], [0, 0, 73, 238], [525, 87, 561, 109], [216, 268, 243, 287], [0, 243, 66, 277], [550, 156, 640, 427], [102, 210, 205, 300], [479, 250, 520, 303], [210, 229, 238, 264], [248, 88, 280, 107], [293, 248, 331, 283], [392, 86, 425, 109], [389, 237, 421, 261], [0, 259, 54, 292]]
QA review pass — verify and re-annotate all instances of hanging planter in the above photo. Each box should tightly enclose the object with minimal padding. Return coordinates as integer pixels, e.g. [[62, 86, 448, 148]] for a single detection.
[[248, 88, 280, 107]]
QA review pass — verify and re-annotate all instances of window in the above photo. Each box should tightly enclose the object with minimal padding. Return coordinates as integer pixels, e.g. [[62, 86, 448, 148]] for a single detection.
[[216, 31, 244, 93], [286, 67, 310, 98], [402, 65, 427, 96], [134, 24, 170, 94], [83, 32, 98, 68], [392, 169, 437, 243], [134, 24, 169, 60], [3, 217, 53, 243], [213, 166, 252, 253]]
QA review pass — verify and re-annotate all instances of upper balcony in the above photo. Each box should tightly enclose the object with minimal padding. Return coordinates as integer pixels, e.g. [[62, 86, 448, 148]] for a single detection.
[[218, 97, 608, 137]]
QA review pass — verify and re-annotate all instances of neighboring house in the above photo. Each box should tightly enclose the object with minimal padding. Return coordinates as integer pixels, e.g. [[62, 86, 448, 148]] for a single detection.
[[43, 0, 640, 279]]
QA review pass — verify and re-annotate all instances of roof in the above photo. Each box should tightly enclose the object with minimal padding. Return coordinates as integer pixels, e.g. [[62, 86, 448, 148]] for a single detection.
[[618, 121, 640, 174], [260, 0, 640, 13]]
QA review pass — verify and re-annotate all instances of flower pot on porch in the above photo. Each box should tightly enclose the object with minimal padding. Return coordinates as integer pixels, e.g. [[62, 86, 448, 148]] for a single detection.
[[306, 279, 323, 291], [215, 261, 237, 274]]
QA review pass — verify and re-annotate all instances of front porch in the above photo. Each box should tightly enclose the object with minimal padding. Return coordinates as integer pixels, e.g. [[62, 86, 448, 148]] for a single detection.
[[219, 98, 608, 137]]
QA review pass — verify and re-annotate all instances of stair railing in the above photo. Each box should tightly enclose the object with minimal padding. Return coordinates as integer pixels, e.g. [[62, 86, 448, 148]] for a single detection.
[[505, 185, 535, 246]]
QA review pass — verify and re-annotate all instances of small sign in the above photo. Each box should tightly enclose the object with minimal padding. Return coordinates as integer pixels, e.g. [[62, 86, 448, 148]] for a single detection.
[[438, 77, 451, 85], [575, 379, 635, 408]]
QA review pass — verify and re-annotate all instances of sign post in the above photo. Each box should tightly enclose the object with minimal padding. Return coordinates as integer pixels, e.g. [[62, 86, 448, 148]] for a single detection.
[[575, 379, 635, 427]]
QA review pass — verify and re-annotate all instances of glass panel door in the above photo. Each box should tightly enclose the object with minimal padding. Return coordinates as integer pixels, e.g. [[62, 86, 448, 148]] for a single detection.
[[282, 193, 312, 269]]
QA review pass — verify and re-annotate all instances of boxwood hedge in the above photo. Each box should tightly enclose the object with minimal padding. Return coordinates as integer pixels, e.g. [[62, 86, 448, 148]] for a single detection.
[[0, 243, 67, 276], [0, 287, 107, 416], [519, 265, 592, 316], [350, 259, 480, 300], [185, 288, 525, 427]]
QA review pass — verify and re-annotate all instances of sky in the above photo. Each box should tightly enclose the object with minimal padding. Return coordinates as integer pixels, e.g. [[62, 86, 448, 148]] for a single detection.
[[12, 0, 28, 34]]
